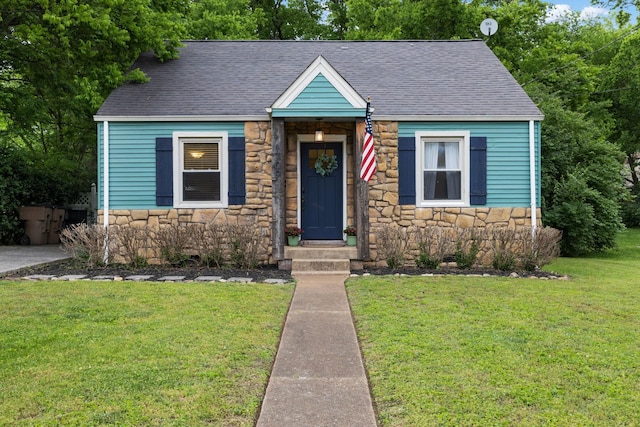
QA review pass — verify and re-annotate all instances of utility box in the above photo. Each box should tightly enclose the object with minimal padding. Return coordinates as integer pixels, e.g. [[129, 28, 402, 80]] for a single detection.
[[48, 208, 65, 244], [19, 206, 52, 245]]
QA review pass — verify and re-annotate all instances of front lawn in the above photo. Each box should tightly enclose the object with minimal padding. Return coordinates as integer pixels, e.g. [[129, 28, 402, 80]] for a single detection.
[[347, 229, 640, 426], [0, 281, 293, 426]]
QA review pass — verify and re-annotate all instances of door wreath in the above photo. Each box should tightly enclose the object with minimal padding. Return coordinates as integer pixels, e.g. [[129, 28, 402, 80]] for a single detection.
[[315, 152, 338, 176]]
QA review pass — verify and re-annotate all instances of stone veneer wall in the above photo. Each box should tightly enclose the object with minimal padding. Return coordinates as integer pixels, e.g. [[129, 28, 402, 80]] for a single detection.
[[97, 121, 274, 264], [366, 121, 542, 266]]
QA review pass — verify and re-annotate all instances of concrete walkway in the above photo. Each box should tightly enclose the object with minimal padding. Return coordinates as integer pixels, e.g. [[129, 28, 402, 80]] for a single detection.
[[257, 273, 377, 427], [0, 245, 69, 275]]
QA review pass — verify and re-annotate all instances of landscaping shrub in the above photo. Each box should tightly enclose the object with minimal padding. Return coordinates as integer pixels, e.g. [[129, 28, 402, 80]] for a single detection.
[[520, 226, 562, 271], [544, 173, 623, 256], [376, 226, 408, 269], [488, 227, 518, 271], [192, 222, 226, 268], [412, 226, 453, 269], [115, 226, 149, 268], [454, 228, 484, 269], [60, 224, 113, 267], [225, 223, 266, 269], [153, 224, 196, 267]]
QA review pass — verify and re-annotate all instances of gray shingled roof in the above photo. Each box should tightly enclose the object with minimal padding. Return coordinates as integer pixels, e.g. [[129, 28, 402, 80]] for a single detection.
[[96, 40, 542, 119]]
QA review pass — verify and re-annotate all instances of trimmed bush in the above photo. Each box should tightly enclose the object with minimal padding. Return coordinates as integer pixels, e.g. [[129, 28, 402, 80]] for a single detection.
[[225, 223, 265, 269], [60, 224, 113, 267], [412, 226, 453, 270], [115, 226, 149, 268], [376, 226, 409, 269], [454, 228, 484, 269], [153, 224, 196, 267]]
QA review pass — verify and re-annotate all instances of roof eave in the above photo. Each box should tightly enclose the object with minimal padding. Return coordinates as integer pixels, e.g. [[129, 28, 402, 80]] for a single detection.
[[93, 114, 271, 122], [377, 114, 544, 122]]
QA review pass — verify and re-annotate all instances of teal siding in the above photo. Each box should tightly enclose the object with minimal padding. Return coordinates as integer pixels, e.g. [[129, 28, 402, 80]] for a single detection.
[[399, 122, 541, 207], [272, 74, 365, 118], [289, 74, 353, 109], [97, 122, 245, 209]]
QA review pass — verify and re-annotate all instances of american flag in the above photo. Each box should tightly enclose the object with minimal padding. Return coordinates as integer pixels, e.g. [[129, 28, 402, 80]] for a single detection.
[[360, 101, 376, 182]]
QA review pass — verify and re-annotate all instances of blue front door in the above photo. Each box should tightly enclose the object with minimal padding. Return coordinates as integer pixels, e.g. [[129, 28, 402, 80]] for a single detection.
[[301, 142, 343, 240]]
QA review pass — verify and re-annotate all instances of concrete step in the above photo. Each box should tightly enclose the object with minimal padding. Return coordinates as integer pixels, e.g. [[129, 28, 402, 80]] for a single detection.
[[285, 246, 357, 260], [291, 258, 351, 274]]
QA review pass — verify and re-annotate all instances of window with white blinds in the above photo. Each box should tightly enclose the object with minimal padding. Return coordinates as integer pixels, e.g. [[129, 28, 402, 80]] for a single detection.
[[174, 133, 228, 207]]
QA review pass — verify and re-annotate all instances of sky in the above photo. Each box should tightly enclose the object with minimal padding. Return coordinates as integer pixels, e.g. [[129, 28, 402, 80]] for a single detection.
[[546, 0, 637, 23]]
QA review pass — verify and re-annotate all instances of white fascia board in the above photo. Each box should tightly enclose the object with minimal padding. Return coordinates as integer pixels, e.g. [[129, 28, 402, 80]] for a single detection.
[[376, 114, 545, 122], [93, 115, 270, 122], [271, 55, 367, 110]]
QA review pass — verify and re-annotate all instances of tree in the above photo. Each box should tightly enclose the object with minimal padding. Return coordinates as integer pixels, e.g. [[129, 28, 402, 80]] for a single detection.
[[187, 0, 260, 39], [0, 0, 187, 200], [600, 30, 640, 225]]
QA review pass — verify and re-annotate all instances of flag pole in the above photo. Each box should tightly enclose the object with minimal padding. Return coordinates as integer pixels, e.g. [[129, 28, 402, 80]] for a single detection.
[[360, 97, 377, 182]]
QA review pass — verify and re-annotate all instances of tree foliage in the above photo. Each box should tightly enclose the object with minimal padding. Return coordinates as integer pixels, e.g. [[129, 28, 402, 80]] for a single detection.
[[0, 0, 187, 211]]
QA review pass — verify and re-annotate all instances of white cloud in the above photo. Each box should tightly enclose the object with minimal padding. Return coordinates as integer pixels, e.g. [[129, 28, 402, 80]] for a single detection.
[[580, 6, 609, 20], [546, 4, 609, 23]]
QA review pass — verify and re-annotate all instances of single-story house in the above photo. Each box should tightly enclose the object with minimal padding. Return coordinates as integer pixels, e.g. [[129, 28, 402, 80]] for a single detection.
[[94, 40, 543, 265]]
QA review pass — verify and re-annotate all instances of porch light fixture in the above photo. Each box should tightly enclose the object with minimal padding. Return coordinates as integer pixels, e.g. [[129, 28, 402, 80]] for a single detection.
[[315, 130, 324, 142], [189, 150, 205, 159]]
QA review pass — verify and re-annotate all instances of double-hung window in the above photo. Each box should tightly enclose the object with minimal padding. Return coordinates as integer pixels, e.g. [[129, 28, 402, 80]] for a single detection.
[[416, 131, 469, 207], [173, 132, 228, 207]]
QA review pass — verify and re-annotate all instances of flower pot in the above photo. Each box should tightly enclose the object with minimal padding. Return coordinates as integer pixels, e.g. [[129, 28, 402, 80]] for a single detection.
[[346, 235, 357, 246], [287, 235, 300, 246]]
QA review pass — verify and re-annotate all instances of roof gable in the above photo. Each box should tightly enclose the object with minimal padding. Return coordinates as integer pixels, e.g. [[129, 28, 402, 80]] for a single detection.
[[271, 55, 366, 117]]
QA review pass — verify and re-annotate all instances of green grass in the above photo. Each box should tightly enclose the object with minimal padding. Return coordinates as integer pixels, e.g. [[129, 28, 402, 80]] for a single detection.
[[0, 281, 293, 426], [347, 229, 640, 426]]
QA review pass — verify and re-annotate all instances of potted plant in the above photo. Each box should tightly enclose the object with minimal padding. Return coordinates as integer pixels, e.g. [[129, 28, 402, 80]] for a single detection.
[[285, 226, 304, 246], [343, 226, 357, 246]]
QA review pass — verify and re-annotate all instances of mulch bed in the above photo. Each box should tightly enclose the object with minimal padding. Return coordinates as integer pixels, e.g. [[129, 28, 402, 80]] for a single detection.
[[2, 258, 564, 281]]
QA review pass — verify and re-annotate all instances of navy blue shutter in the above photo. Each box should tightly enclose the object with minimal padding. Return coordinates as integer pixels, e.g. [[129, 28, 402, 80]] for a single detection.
[[398, 136, 416, 205], [470, 137, 487, 205], [155, 137, 173, 206], [228, 136, 246, 205]]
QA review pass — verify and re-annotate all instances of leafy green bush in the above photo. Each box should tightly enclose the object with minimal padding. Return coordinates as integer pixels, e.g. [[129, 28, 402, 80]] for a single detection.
[[537, 93, 626, 256], [621, 183, 640, 227], [545, 173, 623, 256]]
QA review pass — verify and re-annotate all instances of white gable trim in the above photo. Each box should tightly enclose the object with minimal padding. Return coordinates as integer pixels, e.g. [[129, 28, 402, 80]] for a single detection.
[[271, 55, 367, 110]]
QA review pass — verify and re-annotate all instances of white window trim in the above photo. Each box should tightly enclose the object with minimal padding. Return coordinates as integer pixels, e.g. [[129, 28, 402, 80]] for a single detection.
[[173, 131, 229, 208], [415, 131, 470, 208]]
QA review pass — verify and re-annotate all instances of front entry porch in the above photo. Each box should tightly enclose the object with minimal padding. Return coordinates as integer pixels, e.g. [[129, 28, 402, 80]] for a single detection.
[[271, 119, 371, 265]]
